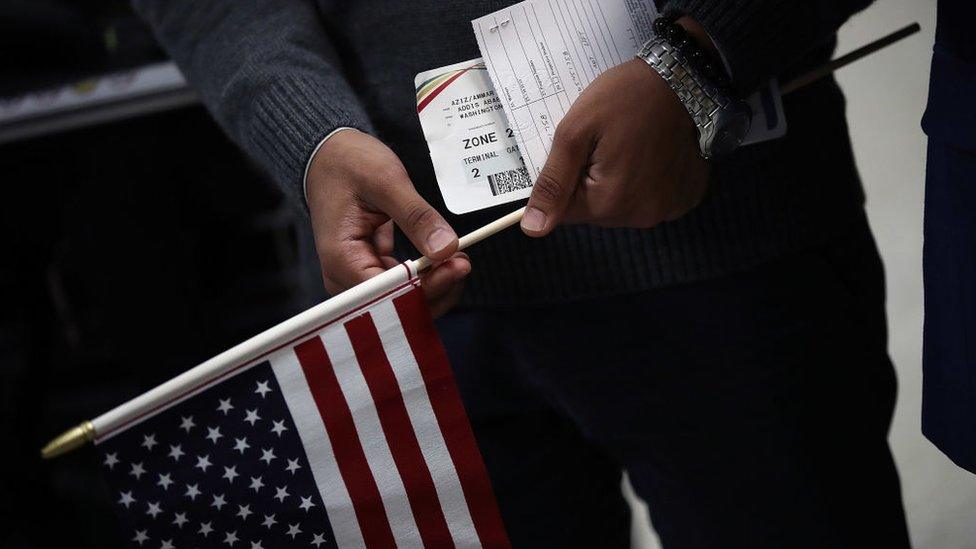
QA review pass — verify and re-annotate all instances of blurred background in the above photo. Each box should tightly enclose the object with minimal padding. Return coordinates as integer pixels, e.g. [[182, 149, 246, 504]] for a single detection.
[[0, 1, 326, 546], [0, 0, 972, 548]]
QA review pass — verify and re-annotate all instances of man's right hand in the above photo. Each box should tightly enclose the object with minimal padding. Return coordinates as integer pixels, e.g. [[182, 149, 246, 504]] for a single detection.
[[306, 129, 471, 317]]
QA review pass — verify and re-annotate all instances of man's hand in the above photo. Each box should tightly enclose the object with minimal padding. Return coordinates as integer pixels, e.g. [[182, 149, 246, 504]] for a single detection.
[[520, 22, 713, 236], [306, 129, 470, 317]]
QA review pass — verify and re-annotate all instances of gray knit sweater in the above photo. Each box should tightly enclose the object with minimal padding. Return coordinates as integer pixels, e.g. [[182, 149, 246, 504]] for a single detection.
[[133, 0, 873, 306]]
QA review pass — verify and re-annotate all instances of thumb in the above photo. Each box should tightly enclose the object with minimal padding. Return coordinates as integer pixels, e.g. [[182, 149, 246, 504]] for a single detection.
[[521, 124, 591, 237], [367, 169, 458, 261]]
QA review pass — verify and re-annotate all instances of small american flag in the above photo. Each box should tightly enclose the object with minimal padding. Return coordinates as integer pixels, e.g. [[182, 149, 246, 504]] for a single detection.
[[97, 280, 509, 548]]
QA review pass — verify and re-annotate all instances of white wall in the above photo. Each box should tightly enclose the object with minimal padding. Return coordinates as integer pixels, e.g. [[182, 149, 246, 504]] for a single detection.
[[839, 1, 976, 546], [631, 2, 976, 547]]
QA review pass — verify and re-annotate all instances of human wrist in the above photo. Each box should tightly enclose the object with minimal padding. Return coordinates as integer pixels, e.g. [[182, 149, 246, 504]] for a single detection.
[[303, 127, 360, 205], [637, 14, 751, 158]]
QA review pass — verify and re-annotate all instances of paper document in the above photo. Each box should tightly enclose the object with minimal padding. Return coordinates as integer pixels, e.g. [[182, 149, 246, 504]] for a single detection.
[[473, 0, 785, 181], [472, 0, 659, 179]]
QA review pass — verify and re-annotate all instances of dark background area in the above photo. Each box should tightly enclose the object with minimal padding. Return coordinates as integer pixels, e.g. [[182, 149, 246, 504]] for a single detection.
[[0, 2, 325, 546]]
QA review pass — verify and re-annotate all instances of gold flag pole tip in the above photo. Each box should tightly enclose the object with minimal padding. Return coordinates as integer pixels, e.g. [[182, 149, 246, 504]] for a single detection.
[[41, 421, 95, 459]]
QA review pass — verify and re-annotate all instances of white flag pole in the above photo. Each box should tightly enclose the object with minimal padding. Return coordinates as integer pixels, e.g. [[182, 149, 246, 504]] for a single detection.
[[41, 207, 527, 458], [408, 207, 526, 273], [89, 263, 416, 444]]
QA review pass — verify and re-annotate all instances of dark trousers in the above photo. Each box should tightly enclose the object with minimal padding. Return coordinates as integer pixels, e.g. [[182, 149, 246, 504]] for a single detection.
[[439, 215, 910, 548]]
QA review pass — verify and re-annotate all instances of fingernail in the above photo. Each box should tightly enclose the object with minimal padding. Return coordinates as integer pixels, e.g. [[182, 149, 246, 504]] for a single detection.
[[426, 228, 454, 254], [521, 207, 547, 232]]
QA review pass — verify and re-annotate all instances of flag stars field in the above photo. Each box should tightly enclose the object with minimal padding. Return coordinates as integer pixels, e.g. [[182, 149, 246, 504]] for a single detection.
[[100, 365, 342, 547]]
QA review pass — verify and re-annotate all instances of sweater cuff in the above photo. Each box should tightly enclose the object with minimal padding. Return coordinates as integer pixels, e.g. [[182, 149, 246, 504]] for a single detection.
[[247, 74, 374, 203], [664, 0, 791, 94]]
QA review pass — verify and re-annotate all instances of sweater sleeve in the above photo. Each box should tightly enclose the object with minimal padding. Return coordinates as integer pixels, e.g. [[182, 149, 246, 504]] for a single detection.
[[131, 0, 375, 201], [664, 0, 875, 94]]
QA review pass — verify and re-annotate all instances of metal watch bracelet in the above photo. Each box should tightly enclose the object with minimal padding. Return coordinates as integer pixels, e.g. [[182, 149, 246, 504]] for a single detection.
[[636, 36, 745, 159]]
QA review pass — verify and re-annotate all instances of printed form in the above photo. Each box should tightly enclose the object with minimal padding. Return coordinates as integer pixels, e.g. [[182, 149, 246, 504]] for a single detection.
[[473, 0, 659, 180]]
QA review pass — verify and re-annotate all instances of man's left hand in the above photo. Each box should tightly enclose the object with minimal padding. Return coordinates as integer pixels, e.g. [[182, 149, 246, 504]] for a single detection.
[[520, 55, 709, 235]]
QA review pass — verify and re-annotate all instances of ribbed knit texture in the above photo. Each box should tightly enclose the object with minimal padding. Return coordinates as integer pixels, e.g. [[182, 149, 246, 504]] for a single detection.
[[134, 0, 873, 306], [249, 75, 374, 205]]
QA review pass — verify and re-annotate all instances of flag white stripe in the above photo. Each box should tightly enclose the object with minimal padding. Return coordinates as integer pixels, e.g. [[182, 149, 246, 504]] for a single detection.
[[321, 324, 424, 545], [371, 299, 482, 547], [269, 351, 366, 548]]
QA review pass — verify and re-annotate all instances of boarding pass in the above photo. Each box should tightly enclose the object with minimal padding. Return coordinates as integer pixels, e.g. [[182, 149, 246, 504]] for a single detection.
[[415, 60, 533, 215]]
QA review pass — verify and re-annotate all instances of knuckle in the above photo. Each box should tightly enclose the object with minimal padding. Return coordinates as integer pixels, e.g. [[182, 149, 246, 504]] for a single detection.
[[402, 201, 437, 230], [532, 169, 565, 205], [317, 238, 342, 265], [553, 119, 587, 149], [318, 236, 358, 269]]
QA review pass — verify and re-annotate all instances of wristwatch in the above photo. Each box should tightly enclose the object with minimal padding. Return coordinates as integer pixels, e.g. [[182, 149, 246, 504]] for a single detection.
[[636, 13, 751, 159]]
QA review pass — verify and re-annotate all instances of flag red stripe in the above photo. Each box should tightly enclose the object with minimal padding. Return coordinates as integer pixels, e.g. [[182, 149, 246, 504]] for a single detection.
[[294, 337, 397, 549], [393, 289, 511, 548], [346, 313, 455, 547]]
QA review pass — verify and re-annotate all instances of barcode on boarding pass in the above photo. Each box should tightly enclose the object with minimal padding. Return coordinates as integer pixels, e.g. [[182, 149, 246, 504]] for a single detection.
[[487, 167, 532, 196]]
